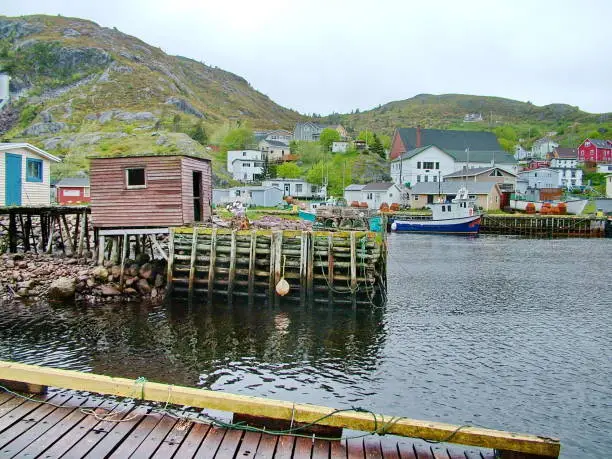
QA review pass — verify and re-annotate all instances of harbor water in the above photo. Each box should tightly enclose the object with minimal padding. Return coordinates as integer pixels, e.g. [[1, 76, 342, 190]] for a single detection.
[[0, 234, 610, 458]]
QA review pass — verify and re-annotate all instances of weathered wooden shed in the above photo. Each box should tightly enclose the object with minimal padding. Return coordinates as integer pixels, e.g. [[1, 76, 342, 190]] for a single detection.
[[90, 153, 212, 229]]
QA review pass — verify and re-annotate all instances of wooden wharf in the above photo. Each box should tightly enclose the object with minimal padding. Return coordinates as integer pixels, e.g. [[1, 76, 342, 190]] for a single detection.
[[479, 215, 606, 238], [0, 361, 561, 459], [167, 228, 387, 307], [0, 205, 91, 255]]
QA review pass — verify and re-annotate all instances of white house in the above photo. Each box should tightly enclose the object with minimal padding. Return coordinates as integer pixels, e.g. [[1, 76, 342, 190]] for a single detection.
[[344, 182, 402, 209], [0, 143, 61, 206], [344, 184, 366, 203], [517, 168, 561, 189], [596, 163, 612, 174], [551, 167, 582, 189], [213, 186, 284, 207], [227, 149, 265, 181], [531, 137, 558, 159], [332, 141, 349, 153], [549, 147, 578, 169], [262, 178, 323, 199], [514, 145, 530, 160]]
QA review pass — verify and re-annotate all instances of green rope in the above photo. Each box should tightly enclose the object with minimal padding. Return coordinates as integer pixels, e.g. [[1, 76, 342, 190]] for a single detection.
[[134, 376, 148, 400]]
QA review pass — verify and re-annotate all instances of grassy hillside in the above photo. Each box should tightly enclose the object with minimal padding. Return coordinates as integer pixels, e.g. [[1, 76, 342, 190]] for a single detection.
[[323, 94, 611, 150], [0, 14, 303, 183]]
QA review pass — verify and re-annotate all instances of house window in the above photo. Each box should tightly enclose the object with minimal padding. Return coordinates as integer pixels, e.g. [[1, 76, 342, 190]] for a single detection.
[[311, 185, 317, 192], [442, 206, 446, 211], [448, 205, 452, 211], [435, 162, 440, 169], [126, 168, 146, 188], [433, 175, 437, 182], [415, 195, 419, 200], [295, 184, 303, 193], [424, 175, 429, 182], [243, 152, 247, 156], [417, 161, 421, 169], [26, 158, 43, 182], [423, 162, 434, 169], [272, 183, 279, 187], [417, 175, 421, 182]]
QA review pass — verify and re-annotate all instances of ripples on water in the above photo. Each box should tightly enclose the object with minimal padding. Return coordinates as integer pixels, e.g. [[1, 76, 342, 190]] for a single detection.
[[0, 235, 610, 458]]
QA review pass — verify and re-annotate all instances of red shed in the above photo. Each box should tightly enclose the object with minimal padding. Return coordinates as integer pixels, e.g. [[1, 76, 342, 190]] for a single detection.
[[578, 138, 612, 163], [55, 177, 91, 205], [90, 153, 212, 229]]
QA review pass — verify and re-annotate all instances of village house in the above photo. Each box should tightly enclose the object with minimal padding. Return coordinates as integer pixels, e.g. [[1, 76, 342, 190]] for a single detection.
[[547, 147, 578, 168], [293, 122, 348, 142], [332, 140, 350, 153], [227, 149, 265, 181], [343, 182, 402, 209], [531, 136, 558, 159], [463, 113, 483, 122], [254, 129, 293, 144], [578, 138, 612, 163], [212, 186, 284, 207], [262, 178, 323, 199], [514, 145, 530, 160], [408, 182, 503, 211], [90, 152, 212, 228], [596, 163, 612, 174], [0, 143, 61, 206], [258, 139, 290, 162], [55, 177, 90, 205], [517, 168, 562, 190], [443, 166, 517, 190]]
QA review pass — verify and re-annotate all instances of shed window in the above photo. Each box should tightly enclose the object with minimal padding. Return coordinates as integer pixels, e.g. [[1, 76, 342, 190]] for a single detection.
[[126, 168, 146, 188], [26, 159, 43, 182], [295, 184, 303, 193]]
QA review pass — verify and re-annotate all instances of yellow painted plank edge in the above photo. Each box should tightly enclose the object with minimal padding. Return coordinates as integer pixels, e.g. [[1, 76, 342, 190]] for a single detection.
[[0, 360, 559, 457]]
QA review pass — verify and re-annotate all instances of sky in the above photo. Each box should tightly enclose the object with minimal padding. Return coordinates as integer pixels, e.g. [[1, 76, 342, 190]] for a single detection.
[[3, 0, 612, 115]]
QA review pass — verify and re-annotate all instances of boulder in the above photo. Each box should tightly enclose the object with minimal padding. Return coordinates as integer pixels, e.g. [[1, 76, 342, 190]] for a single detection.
[[139, 263, 153, 280], [99, 284, 121, 296], [110, 265, 122, 278], [136, 278, 151, 294], [91, 266, 109, 281], [154, 274, 165, 288], [135, 253, 150, 265], [48, 277, 76, 300]]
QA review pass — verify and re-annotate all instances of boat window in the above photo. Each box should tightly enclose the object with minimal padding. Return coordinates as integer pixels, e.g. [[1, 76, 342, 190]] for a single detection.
[[448, 205, 452, 211], [442, 206, 446, 211]]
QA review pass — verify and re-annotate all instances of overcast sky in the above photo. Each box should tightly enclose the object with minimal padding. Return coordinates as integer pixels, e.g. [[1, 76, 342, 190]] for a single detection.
[[4, 0, 611, 114]]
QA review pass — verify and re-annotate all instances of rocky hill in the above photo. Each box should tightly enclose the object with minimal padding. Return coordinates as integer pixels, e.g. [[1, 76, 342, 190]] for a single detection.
[[0, 14, 303, 183]]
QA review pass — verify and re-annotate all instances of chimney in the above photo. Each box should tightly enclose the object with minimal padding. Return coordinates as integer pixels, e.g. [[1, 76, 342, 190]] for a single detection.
[[416, 125, 421, 148]]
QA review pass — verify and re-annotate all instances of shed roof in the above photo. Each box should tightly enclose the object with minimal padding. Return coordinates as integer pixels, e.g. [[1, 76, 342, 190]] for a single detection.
[[90, 152, 210, 161], [0, 142, 61, 162], [362, 182, 397, 191], [344, 184, 366, 191], [410, 182, 497, 195], [261, 139, 290, 147], [56, 177, 90, 187], [553, 147, 578, 159]]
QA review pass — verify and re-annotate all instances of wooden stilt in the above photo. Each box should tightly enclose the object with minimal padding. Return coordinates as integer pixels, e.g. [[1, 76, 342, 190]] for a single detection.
[[207, 228, 217, 303], [228, 230, 237, 303], [84, 212, 91, 252], [166, 229, 175, 292], [249, 231, 257, 306], [60, 215, 74, 255], [350, 231, 357, 309], [73, 213, 80, 252], [300, 231, 307, 304], [120, 234, 128, 290], [328, 233, 334, 305], [110, 237, 119, 264], [77, 209, 86, 257], [8, 211, 17, 253], [19, 214, 29, 252], [273, 231, 283, 307], [97, 235, 106, 265], [46, 216, 55, 254], [307, 232, 314, 306]]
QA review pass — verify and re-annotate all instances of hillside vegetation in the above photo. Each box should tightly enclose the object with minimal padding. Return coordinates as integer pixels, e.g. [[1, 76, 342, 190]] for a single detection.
[[0, 14, 302, 183]]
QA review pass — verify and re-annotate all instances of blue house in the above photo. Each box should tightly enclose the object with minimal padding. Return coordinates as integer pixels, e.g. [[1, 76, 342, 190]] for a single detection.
[[1, 143, 61, 206]]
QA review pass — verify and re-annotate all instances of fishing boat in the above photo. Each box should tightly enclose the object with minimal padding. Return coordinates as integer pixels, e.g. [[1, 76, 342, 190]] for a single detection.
[[298, 209, 316, 222], [390, 187, 481, 234]]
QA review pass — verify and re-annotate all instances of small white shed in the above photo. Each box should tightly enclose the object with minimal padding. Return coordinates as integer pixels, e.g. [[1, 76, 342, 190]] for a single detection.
[[0, 143, 61, 206]]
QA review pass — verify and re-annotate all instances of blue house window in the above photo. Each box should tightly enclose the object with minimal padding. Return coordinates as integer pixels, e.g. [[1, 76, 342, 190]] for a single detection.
[[26, 159, 43, 182]]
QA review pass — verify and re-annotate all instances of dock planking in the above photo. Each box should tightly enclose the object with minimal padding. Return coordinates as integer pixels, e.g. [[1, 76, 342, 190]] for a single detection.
[[0, 389, 520, 459]]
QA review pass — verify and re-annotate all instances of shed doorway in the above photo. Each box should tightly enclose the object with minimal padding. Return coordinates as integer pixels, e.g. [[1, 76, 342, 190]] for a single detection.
[[193, 171, 203, 221]]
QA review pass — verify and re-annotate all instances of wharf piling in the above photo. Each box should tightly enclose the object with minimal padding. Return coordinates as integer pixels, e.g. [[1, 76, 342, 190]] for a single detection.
[[168, 228, 387, 306], [480, 214, 607, 238]]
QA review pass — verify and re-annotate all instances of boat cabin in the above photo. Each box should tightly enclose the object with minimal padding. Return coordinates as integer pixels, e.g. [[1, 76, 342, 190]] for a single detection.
[[90, 153, 212, 229], [430, 187, 478, 220]]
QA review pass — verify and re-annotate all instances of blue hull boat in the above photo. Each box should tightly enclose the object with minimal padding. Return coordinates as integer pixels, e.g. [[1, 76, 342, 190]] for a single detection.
[[391, 215, 481, 234], [298, 209, 316, 222]]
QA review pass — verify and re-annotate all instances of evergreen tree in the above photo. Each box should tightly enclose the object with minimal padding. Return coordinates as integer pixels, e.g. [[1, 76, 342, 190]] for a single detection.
[[370, 134, 385, 159], [190, 122, 208, 145]]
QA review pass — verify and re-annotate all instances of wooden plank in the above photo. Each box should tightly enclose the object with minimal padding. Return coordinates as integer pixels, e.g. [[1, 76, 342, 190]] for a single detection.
[[364, 436, 383, 458], [397, 441, 417, 459], [300, 231, 306, 304], [151, 418, 194, 458], [0, 361, 560, 458], [84, 405, 150, 459], [108, 412, 164, 458], [61, 400, 135, 459], [331, 439, 348, 459], [77, 209, 87, 256], [413, 444, 434, 458], [307, 232, 314, 304], [16, 396, 105, 458], [0, 394, 26, 420], [430, 444, 450, 459], [215, 428, 243, 459], [228, 230, 237, 301], [98, 228, 170, 236], [194, 424, 227, 459], [350, 231, 357, 308], [312, 438, 330, 459], [254, 432, 278, 458], [97, 234, 105, 265], [60, 214, 75, 255], [273, 434, 296, 459], [347, 437, 365, 458], [167, 229, 175, 289], [328, 234, 334, 304], [131, 414, 177, 457], [273, 231, 283, 307], [379, 438, 400, 459], [0, 392, 14, 405], [208, 228, 217, 303], [174, 422, 211, 458], [235, 430, 261, 458], [267, 231, 275, 306], [120, 233, 128, 289], [0, 393, 50, 432], [294, 436, 314, 457]]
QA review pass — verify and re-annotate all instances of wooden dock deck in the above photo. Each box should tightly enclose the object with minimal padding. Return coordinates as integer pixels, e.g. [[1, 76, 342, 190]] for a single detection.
[[0, 389, 496, 458]]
